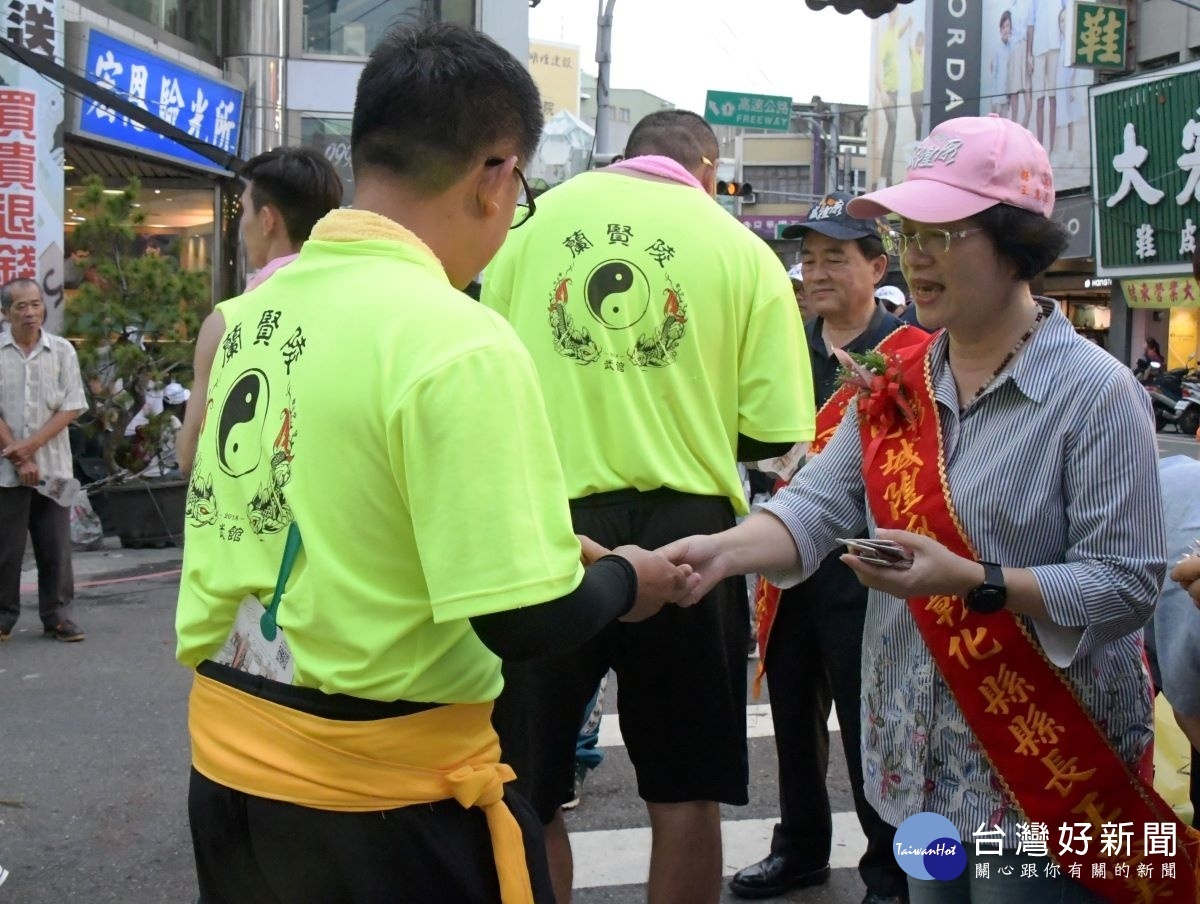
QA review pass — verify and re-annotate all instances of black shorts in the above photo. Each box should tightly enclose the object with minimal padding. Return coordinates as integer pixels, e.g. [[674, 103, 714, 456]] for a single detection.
[[492, 488, 749, 824]]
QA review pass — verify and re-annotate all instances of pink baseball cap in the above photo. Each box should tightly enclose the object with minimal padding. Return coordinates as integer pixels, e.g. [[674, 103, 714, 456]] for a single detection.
[[847, 115, 1054, 224]]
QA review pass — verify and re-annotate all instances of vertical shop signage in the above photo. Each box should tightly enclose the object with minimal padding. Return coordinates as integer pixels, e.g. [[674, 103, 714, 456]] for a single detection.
[[0, 0, 63, 327], [0, 90, 39, 289], [75, 28, 244, 173], [1070, 2, 1127, 70], [1091, 61, 1200, 277], [929, 0, 982, 129]]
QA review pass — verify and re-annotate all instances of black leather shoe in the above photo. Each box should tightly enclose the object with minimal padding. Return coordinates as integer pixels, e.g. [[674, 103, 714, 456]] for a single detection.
[[729, 854, 831, 899], [862, 894, 909, 904]]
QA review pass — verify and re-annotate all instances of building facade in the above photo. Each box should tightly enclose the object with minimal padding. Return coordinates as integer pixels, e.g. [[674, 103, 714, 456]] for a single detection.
[[579, 71, 674, 154], [864, 0, 1200, 358], [4, 0, 529, 330], [710, 102, 869, 268]]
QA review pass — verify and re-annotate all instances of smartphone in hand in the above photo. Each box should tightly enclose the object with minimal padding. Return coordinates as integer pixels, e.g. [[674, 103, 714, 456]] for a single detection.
[[836, 537, 913, 569]]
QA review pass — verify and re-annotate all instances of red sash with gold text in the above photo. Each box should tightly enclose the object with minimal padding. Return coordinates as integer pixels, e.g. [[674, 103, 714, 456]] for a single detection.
[[857, 334, 1200, 901], [752, 325, 928, 692]]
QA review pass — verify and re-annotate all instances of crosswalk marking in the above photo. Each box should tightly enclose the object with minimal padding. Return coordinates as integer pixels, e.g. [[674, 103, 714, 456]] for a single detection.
[[574, 701, 856, 890], [596, 702, 840, 749], [569, 812, 868, 889]]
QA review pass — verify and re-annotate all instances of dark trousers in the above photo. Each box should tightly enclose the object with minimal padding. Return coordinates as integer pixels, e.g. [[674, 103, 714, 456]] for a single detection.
[[765, 553, 908, 898], [189, 768, 556, 904], [0, 486, 73, 631]]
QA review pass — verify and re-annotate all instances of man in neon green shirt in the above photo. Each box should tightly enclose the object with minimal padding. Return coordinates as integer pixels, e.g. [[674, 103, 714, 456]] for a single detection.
[[176, 23, 694, 904], [484, 110, 814, 904]]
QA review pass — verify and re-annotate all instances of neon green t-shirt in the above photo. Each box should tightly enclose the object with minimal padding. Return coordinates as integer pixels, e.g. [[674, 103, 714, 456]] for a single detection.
[[176, 213, 584, 703], [482, 171, 813, 514]]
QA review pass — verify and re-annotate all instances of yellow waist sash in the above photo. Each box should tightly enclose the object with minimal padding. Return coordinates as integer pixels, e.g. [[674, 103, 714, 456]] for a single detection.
[[189, 672, 533, 904]]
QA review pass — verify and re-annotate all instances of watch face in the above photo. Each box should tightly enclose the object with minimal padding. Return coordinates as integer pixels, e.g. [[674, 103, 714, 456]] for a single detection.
[[968, 587, 1006, 613]]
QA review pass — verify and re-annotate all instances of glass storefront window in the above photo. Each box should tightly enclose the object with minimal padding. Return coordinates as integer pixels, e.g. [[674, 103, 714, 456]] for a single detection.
[[64, 184, 215, 303], [103, 0, 218, 54], [300, 117, 355, 205], [302, 0, 473, 57]]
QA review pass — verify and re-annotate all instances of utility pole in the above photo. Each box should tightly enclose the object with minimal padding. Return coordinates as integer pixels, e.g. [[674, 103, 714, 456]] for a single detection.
[[828, 103, 841, 194], [594, 0, 616, 156]]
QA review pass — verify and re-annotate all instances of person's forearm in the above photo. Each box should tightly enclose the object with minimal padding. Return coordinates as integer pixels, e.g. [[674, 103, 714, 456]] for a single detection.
[[27, 409, 82, 449], [715, 511, 801, 579], [937, 557, 1051, 620], [0, 416, 14, 448]]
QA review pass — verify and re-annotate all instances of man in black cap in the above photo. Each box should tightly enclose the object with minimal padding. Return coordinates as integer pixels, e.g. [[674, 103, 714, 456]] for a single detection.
[[730, 192, 909, 904]]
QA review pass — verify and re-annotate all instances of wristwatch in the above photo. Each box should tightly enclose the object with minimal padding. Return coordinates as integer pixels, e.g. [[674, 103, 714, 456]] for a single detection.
[[965, 562, 1007, 614]]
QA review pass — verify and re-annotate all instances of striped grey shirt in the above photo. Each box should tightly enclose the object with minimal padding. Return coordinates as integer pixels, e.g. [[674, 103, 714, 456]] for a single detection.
[[0, 329, 87, 485], [762, 299, 1164, 844]]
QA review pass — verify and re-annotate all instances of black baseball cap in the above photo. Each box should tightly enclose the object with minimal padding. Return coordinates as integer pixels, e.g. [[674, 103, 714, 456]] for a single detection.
[[781, 191, 880, 241]]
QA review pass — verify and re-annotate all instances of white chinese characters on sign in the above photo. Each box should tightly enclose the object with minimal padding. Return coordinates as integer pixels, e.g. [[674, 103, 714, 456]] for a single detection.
[[87, 50, 122, 124], [126, 63, 149, 132], [186, 87, 207, 139], [1177, 107, 1200, 206], [1182, 218, 1197, 257], [1107, 123, 1165, 208], [157, 76, 185, 128], [1136, 223, 1157, 259], [213, 100, 236, 153]]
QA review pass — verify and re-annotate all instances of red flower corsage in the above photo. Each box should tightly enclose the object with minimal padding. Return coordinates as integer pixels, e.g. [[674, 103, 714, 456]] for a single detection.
[[833, 347, 917, 430]]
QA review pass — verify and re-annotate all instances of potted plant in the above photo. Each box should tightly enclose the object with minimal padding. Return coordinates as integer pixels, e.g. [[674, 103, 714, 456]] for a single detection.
[[65, 176, 209, 548]]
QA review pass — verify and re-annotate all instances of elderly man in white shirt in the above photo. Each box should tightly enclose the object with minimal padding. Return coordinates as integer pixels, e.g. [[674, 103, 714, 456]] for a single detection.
[[0, 278, 87, 642]]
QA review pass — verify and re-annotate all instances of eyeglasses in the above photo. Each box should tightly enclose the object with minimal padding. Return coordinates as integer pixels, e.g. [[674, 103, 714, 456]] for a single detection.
[[485, 157, 535, 229], [882, 226, 983, 257]]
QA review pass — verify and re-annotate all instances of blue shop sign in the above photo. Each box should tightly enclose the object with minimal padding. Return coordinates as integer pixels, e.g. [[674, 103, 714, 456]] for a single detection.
[[77, 29, 243, 172]]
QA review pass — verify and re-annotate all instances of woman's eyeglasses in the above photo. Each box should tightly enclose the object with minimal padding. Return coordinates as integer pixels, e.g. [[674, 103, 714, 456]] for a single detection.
[[881, 227, 983, 257], [485, 157, 535, 229]]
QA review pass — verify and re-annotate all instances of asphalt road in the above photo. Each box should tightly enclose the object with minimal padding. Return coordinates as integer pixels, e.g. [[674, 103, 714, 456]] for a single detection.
[[2, 431, 1195, 904], [0, 573, 862, 904]]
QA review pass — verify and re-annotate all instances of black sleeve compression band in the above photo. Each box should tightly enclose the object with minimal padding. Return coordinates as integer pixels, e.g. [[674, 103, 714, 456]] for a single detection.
[[737, 433, 797, 462], [470, 555, 637, 661]]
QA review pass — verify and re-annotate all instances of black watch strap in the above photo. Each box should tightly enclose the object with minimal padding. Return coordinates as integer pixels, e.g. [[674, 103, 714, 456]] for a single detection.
[[981, 561, 1004, 589], [966, 561, 1007, 613]]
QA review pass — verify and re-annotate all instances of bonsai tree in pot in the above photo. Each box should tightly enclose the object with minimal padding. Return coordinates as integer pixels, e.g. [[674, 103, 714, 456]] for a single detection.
[[65, 176, 209, 545]]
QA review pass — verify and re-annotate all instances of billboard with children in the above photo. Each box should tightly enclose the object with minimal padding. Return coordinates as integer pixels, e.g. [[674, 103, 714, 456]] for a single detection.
[[869, 0, 1094, 194], [979, 0, 1094, 192]]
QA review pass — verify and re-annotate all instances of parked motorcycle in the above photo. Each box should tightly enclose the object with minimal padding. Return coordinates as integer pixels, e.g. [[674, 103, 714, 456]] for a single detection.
[[1139, 362, 1200, 433], [1173, 389, 1200, 437]]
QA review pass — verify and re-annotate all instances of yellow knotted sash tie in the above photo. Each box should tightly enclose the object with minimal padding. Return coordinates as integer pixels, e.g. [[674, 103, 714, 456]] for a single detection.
[[189, 673, 533, 904]]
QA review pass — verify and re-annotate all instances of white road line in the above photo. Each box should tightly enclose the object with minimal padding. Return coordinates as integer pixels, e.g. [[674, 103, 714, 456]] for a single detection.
[[597, 702, 839, 749], [570, 812, 868, 889]]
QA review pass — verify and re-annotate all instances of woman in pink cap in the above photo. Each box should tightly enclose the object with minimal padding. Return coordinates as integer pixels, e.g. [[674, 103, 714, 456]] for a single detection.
[[662, 116, 1197, 903]]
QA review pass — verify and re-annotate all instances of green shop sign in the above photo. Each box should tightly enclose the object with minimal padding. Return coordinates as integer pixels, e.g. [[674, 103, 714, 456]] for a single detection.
[[1070, 2, 1127, 70], [1090, 61, 1200, 277]]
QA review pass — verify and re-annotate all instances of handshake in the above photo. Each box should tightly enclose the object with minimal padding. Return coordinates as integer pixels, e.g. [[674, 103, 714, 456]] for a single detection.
[[580, 534, 724, 623]]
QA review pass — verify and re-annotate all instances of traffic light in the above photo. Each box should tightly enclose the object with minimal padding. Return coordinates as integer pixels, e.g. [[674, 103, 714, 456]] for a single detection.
[[717, 181, 754, 198], [804, 0, 916, 18]]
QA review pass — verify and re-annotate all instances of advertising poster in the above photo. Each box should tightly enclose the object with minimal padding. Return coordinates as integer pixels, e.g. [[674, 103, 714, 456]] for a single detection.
[[867, 0, 928, 191], [0, 0, 64, 329], [979, 0, 1094, 192]]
